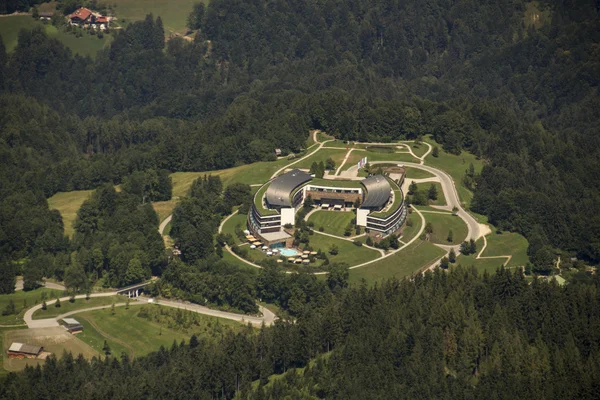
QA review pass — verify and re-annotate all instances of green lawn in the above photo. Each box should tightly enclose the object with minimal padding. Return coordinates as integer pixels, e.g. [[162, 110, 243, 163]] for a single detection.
[[481, 231, 530, 268], [293, 148, 348, 170], [323, 140, 352, 148], [404, 167, 435, 180], [221, 251, 260, 273], [399, 212, 423, 242], [424, 213, 468, 245], [309, 233, 380, 267], [455, 238, 502, 274], [307, 211, 355, 237], [0, 16, 113, 57], [171, 158, 291, 198], [414, 182, 446, 206], [76, 305, 242, 358], [423, 137, 484, 208], [221, 213, 249, 245], [0, 288, 64, 326], [349, 240, 446, 285], [362, 150, 419, 164], [113, 0, 200, 34], [76, 317, 131, 358], [32, 296, 121, 319], [406, 143, 430, 158], [47, 190, 94, 237]]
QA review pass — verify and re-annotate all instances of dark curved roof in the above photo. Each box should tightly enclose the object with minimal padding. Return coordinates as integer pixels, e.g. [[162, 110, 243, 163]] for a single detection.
[[361, 175, 391, 208], [266, 169, 312, 207]]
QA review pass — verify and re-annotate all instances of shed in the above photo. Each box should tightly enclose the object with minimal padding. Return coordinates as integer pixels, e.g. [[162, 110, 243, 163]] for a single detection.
[[7, 342, 43, 359], [61, 318, 84, 333]]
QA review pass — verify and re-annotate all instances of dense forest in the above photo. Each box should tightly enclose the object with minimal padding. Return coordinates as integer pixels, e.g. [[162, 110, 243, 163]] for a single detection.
[[2, 267, 600, 399]]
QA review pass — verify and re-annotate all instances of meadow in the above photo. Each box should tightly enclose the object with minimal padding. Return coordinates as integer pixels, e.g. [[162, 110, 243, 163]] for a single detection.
[[348, 240, 446, 285], [112, 0, 199, 34], [308, 233, 380, 267], [31, 296, 122, 319], [413, 182, 446, 206], [307, 211, 356, 237], [0, 16, 113, 57], [0, 288, 63, 326], [423, 212, 468, 245], [47, 190, 94, 237]]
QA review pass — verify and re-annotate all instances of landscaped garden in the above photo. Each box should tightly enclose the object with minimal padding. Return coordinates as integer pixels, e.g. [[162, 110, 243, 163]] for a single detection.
[[307, 211, 356, 237]]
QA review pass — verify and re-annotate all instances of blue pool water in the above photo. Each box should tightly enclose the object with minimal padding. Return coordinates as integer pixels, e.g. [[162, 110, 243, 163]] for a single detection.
[[278, 248, 300, 257]]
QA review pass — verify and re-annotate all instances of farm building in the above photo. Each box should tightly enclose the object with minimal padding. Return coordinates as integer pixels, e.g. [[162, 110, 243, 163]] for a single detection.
[[68, 7, 110, 28], [61, 318, 83, 333], [7, 343, 43, 359]]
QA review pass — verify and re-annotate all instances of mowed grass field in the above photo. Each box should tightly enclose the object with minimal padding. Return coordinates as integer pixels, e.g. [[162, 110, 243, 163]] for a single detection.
[[0, 16, 113, 57], [0, 288, 64, 326], [309, 233, 380, 267], [308, 211, 355, 237], [414, 182, 446, 206], [152, 199, 178, 223], [423, 137, 484, 207], [455, 238, 503, 274], [423, 212, 468, 245], [47, 190, 94, 237], [399, 212, 423, 242], [221, 213, 248, 245], [349, 240, 445, 285], [76, 305, 242, 358], [32, 296, 123, 319], [404, 167, 435, 180], [113, 0, 199, 34], [171, 158, 291, 198], [481, 231, 529, 268], [3, 326, 99, 372], [406, 143, 430, 158], [293, 148, 348, 170]]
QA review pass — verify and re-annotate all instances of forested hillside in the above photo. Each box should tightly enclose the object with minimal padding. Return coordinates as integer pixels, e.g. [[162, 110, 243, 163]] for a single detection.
[[1, 0, 598, 266], [3, 268, 600, 399]]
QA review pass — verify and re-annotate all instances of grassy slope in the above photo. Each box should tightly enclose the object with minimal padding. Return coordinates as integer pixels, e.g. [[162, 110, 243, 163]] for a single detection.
[[349, 240, 445, 285], [423, 137, 484, 208], [414, 182, 446, 206], [76, 306, 241, 357], [31, 296, 119, 319], [310, 233, 380, 266], [152, 200, 178, 224], [400, 212, 423, 242], [293, 148, 348, 170], [423, 212, 468, 245], [0, 16, 113, 57], [0, 288, 64, 325], [221, 213, 248, 245], [113, 0, 200, 34], [171, 158, 290, 198], [482, 231, 530, 268], [404, 167, 435, 180], [47, 190, 94, 237], [307, 211, 355, 237]]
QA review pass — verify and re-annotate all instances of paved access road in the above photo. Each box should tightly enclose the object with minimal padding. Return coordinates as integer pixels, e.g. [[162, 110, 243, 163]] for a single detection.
[[24, 293, 277, 329]]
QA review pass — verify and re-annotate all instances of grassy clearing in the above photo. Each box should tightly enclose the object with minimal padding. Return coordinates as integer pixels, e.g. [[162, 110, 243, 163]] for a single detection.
[[404, 167, 435, 180], [317, 132, 335, 142], [424, 213, 468, 245], [349, 240, 445, 285], [324, 140, 353, 148], [0, 288, 64, 326], [423, 137, 484, 208], [455, 238, 501, 274], [362, 150, 418, 163], [221, 251, 260, 273], [309, 233, 380, 267], [481, 231, 530, 268], [221, 213, 248, 245], [293, 148, 348, 170], [113, 0, 200, 34], [407, 143, 429, 158], [171, 158, 290, 198], [76, 317, 130, 358], [152, 200, 178, 223], [400, 212, 423, 242], [47, 190, 94, 237], [77, 305, 242, 357], [414, 182, 446, 206], [32, 296, 121, 320], [0, 16, 113, 57], [3, 326, 98, 372], [307, 211, 355, 237]]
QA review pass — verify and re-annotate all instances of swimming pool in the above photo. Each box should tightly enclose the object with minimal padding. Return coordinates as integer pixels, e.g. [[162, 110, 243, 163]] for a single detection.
[[278, 248, 300, 257]]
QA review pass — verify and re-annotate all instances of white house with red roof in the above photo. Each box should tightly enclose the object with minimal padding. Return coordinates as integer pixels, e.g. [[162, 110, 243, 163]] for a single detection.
[[68, 7, 110, 29]]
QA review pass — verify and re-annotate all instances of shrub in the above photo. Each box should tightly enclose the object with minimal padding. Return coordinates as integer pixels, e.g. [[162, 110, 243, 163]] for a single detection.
[[366, 237, 373, 246], [353, 240, 363, 247]]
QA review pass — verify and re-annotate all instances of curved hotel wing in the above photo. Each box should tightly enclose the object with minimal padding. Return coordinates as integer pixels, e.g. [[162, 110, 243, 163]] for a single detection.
[[249, 169, 407, 244]]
